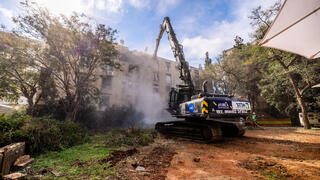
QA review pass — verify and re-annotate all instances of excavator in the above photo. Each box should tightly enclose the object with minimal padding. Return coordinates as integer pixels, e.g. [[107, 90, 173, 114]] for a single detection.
[[154, 17, 251, 141]]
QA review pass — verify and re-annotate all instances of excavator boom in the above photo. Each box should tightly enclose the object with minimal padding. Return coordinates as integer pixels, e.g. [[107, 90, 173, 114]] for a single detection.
[[154, 17, 250, 142], [153, 17, 194, 93]]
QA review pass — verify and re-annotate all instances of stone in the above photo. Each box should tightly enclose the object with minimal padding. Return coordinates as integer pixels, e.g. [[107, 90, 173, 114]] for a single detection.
[[135, 166, 145, 171], [193, 157, 200, 162]]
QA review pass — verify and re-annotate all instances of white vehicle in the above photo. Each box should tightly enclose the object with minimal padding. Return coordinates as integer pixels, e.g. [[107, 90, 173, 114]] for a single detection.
[[299, 112, 320, 127]]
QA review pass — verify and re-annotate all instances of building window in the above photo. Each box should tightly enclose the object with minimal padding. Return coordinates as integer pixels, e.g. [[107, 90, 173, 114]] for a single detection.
[[153, 85, 159, 93], [103, 64, 113, 73], [129, 64, 139, 73], [101, 94, 110, 106], [102, 76, 112, 89], [166, 74, 172, 84], [165, 62, 170, 72], [153, 72, 159, 82]]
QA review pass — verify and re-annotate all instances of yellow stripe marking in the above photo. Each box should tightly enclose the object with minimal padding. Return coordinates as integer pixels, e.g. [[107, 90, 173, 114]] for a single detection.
[[213, 101, 217, 106], [202, 108, 208, 114], [201, 101, 208, 108]]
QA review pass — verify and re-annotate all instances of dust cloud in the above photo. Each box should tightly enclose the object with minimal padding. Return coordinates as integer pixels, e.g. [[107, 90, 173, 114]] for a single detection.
[[115, 49, 174, 127]]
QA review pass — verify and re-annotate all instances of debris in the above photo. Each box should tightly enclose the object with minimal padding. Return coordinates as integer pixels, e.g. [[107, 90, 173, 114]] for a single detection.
[[50, 170, 63, 177], [135, 166, 145, 171], [193, 157, 200, 162], [1, 142, 25, 177], [13, 155, 34, 170], [14, 155, 30, 166], [3, 172, 26, 180]]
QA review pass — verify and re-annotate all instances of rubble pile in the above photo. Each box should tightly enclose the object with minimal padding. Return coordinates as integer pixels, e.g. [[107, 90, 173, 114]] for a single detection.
[[0, 142, 34, 180]]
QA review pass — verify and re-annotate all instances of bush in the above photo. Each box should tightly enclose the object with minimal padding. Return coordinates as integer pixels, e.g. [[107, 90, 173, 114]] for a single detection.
[[105, 129, 156, 147], [0, 113, 86, 155], [32, 102, 66, 121], [77, 105, 145, 129]]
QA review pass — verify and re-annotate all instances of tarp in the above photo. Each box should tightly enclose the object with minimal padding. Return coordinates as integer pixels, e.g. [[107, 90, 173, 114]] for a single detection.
[[260, 0, 320, 59]]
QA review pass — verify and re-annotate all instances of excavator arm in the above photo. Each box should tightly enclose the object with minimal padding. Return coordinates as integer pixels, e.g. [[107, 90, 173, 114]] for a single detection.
[[153, 17, 194, 93]]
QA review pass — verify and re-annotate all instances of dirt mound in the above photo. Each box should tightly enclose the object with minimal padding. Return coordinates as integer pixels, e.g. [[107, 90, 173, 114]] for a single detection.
[[99, 148, 138, 167]]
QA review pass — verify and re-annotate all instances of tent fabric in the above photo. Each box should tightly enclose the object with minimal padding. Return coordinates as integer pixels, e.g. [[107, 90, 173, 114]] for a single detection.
[[260, 0, 320, 59]]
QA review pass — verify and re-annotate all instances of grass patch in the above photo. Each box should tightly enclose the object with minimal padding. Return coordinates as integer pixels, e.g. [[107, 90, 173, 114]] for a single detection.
[[29, 129, 157, 179], [262, 171, 282, 180], [105, 128, 157, 147], [30, 134, 116, 179]]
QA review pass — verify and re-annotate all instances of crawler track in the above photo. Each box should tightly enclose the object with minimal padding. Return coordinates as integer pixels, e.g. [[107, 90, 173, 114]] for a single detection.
[[155, 119, 246, 142], [155, 120, 223, 142]]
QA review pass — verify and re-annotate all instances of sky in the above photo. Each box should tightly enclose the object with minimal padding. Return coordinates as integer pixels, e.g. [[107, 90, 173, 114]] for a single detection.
[[0, 0, 279, 67]]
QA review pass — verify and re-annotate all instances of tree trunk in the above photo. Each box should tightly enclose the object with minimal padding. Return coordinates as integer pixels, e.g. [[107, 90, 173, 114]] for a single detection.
[[65, 111, 73, 121], [287, 73, 311, 129], [26, 98, 34, 116], [65, 108, 78, 122]]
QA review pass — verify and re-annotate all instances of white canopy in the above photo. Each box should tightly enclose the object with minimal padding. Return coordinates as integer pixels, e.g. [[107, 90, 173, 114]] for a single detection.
[[260, 0, 320, 59]]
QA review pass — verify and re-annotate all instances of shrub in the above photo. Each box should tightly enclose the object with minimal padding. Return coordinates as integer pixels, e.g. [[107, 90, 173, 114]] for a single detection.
[[105, 129, 156, 147], [77, 105, 145, 129], [0, 113, 86, 154], [32, 102, 66, 121]]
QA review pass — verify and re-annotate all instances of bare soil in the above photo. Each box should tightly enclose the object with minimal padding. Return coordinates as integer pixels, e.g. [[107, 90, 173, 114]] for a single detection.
[[166, 128, 320, 180], [99, 148, 138, 167], [110, 128, 320, 180], [108, 139, 176, 180]]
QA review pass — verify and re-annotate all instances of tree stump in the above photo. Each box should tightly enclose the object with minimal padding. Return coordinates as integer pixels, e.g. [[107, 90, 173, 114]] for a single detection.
[[0, 142, 25, 177]]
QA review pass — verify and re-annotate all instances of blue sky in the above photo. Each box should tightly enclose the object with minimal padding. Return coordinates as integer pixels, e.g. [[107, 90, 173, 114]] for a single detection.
[[0, 0, 278, 67]]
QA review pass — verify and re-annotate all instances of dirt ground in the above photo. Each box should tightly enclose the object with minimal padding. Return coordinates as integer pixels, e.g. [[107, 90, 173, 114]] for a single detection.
[[166, 128, 320, 180], [113, 128, 320, 180]]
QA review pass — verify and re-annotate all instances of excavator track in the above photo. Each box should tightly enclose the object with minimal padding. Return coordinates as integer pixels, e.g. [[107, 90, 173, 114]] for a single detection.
[[155, 120, 223, 142]]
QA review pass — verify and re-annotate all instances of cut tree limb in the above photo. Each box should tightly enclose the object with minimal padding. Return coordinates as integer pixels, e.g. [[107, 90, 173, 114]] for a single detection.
[[0, 142, 25, 177]]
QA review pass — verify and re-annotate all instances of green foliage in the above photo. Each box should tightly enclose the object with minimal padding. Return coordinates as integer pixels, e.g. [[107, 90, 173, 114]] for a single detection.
[[105, 129, 156, 147], [204, 1, 320, 124], [31, 134, 115, 179], [6, 0, 119, 121], [0, 32, 43, 113], [0, 113, 86, 154]]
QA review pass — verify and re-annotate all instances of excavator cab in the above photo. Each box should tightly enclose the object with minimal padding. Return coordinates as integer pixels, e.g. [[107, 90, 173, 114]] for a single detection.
[[168, 85, 193, 116]]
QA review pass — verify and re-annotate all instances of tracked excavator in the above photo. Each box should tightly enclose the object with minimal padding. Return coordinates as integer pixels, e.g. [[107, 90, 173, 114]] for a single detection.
[[154, 17, 251, 141]]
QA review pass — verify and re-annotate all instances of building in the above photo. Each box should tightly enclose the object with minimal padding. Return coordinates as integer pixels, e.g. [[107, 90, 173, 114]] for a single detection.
[[96, 45, 203, 111]]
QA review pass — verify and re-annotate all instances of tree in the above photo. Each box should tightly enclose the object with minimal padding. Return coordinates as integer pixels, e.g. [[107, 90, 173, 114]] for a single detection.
[[0, 31, 43, 114], [233, 36, 244, 49], [204, 52, 212, 69], [13, 1, 119, 121], [249, 2, 320, 129]]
